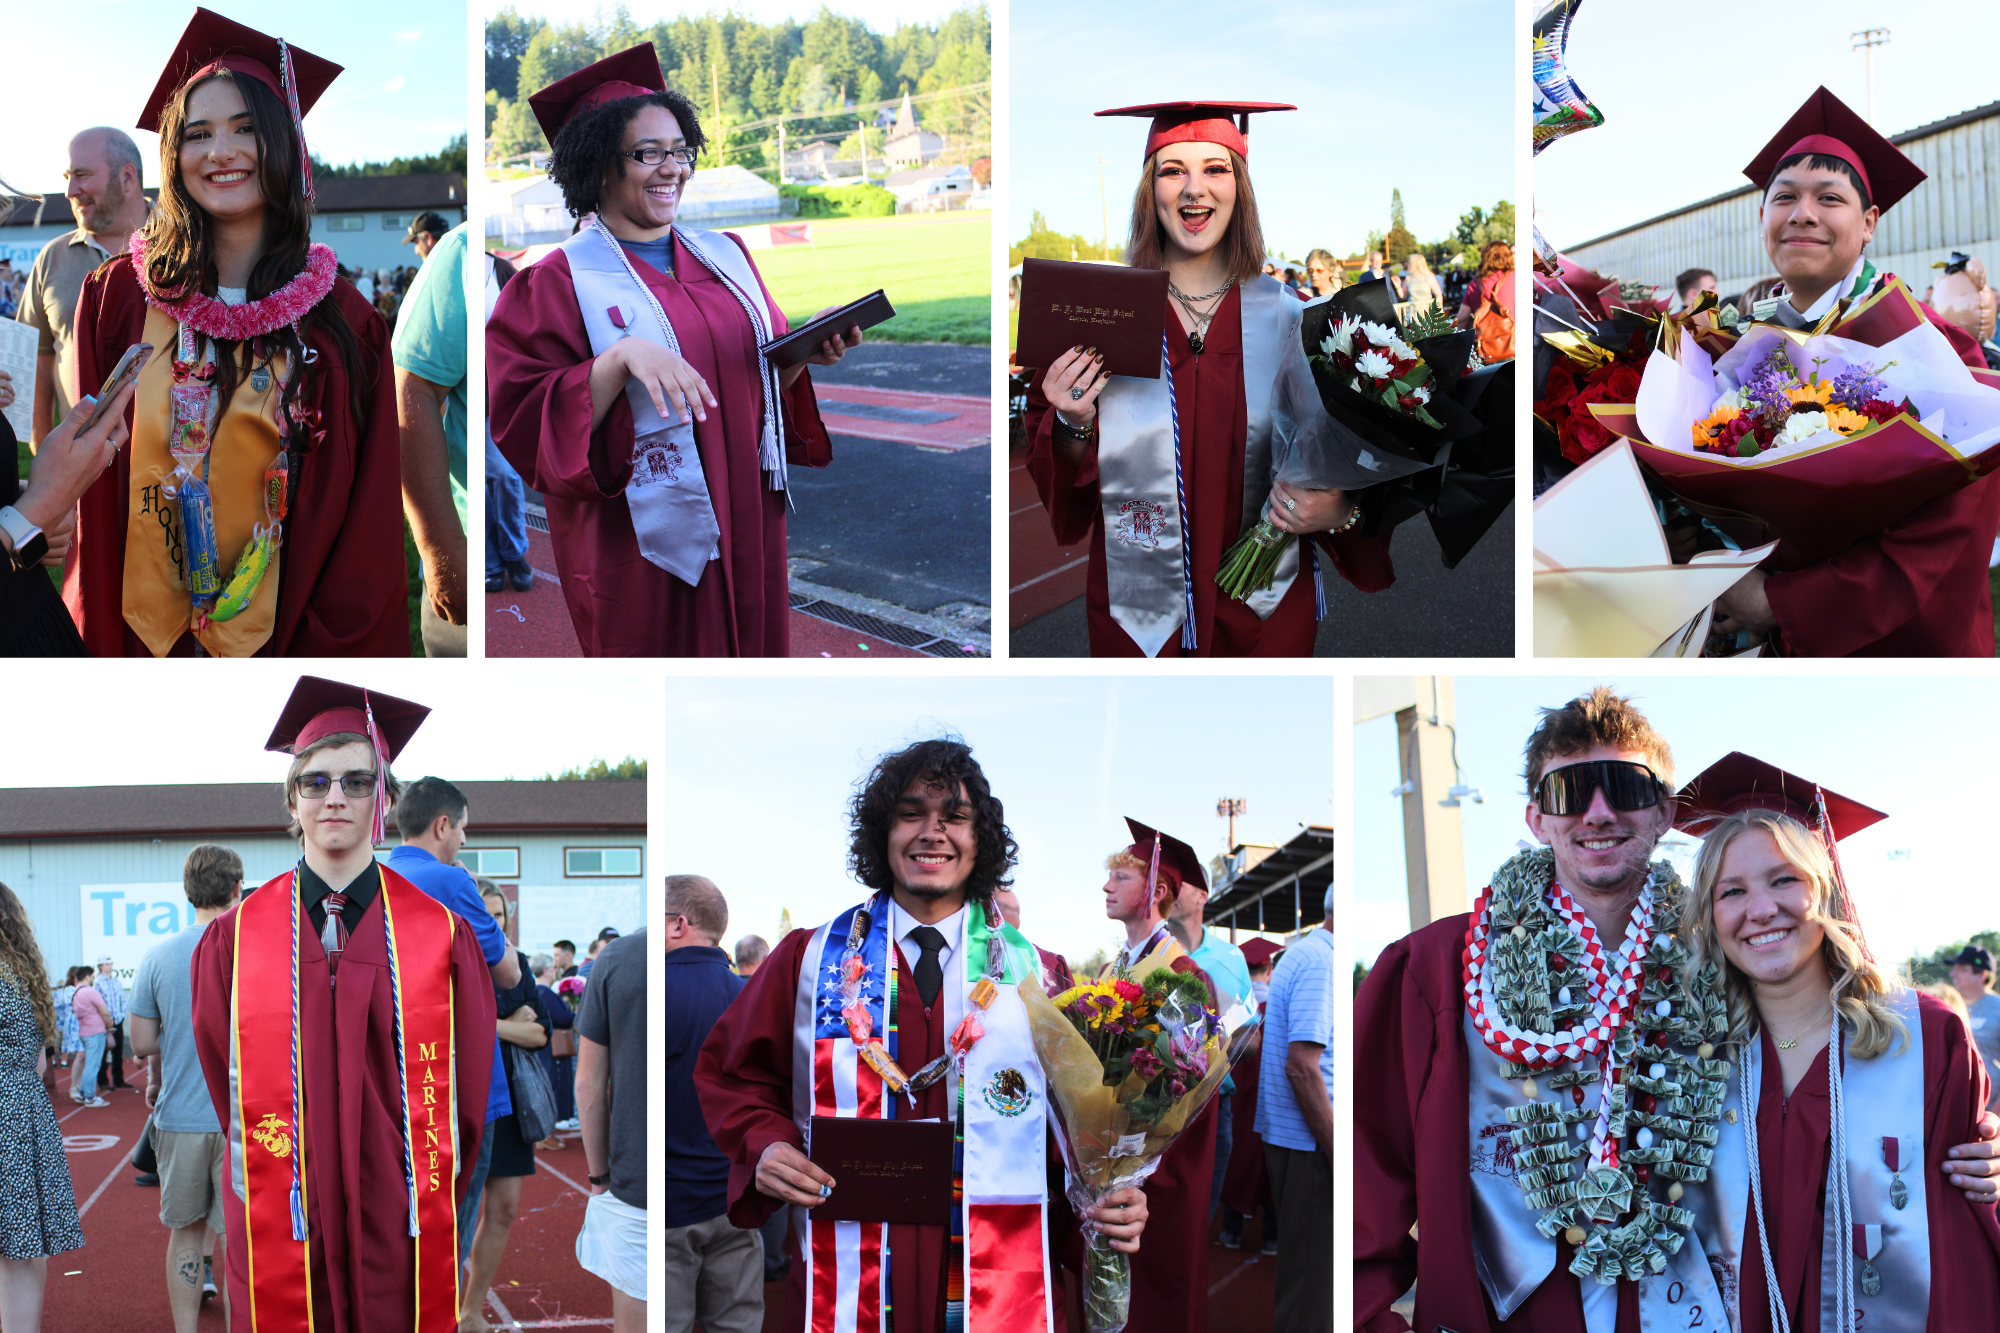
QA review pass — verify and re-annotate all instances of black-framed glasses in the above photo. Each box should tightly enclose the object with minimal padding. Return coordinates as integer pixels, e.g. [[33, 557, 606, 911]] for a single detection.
[[623, 146, 697, 168], [295, 772, 379, 800], [1534, 760, 1666, 816]]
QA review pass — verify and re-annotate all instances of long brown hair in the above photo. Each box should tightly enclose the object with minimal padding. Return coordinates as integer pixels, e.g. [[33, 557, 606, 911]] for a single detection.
[[1124, 149, 1268, 283], [143, 68, 367, 439], [0, 884, 58, 1046]]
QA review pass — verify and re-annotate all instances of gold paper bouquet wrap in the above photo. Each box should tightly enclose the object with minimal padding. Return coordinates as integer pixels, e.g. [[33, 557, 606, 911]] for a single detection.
[[1018, 950, 1251, 1333]]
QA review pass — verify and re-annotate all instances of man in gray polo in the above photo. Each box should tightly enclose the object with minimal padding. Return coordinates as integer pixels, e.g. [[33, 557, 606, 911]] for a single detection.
[[1951, 945, 2000, 1114], [16, 127, 150, 444], [130, 844, 242, 1333]]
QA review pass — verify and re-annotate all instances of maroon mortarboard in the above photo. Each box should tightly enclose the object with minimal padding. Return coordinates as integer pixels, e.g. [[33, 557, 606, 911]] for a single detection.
[[1122, 817, 1207, 898], [1742, 86, 1926, 215], [1095, 101, 1295, 162], [528, 44, 666, 147], [267, 677, 429, 847], [1672, 751, 1885, 843], [1239, 937, 1284, 969], [138, 10, 341, 204]]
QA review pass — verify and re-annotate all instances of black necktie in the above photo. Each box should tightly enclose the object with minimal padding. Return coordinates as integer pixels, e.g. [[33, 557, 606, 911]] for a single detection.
[[909, 926, 946, 1007]]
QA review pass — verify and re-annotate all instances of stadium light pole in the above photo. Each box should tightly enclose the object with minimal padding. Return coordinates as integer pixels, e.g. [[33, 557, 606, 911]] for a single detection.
[[1217, 797, 1245, 851], [1098, 158, 1110, 261], [1852, 28, 1890, 127]]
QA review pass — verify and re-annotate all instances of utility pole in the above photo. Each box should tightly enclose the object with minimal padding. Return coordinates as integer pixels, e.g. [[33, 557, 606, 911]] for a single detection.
[[1852, 28, 1890, 126], [1098, 158, 1109, 261], [1216, 797, 1246, 851], [777, 118, 785, 184], [711, 61, 723, 164]]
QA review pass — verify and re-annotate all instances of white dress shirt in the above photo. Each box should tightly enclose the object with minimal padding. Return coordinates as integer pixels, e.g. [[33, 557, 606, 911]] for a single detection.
[[889, 899, 965, 978]]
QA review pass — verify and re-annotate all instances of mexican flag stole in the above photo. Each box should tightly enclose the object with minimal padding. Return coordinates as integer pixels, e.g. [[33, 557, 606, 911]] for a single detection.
[[791, 896, 1053, 1333], [229, 866, 462, 1331]]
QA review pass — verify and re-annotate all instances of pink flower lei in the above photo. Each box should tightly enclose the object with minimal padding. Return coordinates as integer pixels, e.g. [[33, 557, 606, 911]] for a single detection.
[[126, 228, 337, 342]]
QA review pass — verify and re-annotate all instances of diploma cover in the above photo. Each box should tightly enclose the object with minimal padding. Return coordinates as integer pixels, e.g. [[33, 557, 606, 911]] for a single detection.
[[762, 290, 896, 369], [809, 1115, 954, 1225], [1016, 258, 1168, 377]]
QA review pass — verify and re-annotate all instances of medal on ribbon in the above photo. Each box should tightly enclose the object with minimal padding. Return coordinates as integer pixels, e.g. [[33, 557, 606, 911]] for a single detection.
[[1853, 1222, 1884, 1297], [1883, 1135, 1907, 1210]]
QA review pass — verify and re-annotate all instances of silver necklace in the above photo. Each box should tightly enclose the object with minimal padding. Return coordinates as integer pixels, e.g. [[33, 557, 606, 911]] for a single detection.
[[1167, 276, 1235, 354]]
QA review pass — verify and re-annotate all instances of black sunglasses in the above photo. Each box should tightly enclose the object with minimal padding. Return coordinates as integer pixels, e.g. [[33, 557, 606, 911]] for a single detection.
[[295, 772, 379, 800], [1534, 760, 1666, 816]]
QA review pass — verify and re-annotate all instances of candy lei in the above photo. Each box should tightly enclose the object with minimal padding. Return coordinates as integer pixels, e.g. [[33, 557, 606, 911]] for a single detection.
[[836, 895, 1004, 1107], [1463, 847, 1732, 1286]]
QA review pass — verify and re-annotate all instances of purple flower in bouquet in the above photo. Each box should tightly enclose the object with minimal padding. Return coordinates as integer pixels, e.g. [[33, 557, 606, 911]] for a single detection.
[[1741, 348, 1793, 413], [1169, 1029, 1208, 1081], [1831, 363, 1891, 411], [1128, 1046, 1165, 1082]]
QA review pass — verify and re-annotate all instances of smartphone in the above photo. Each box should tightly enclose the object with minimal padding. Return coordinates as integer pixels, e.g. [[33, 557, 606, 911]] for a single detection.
[[78, 342, 154, 434]]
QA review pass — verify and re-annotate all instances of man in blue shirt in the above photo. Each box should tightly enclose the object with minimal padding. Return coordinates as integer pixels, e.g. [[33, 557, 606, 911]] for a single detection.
[[391, 220, 470, 657], [1166, 866, 1255, 1221], [661, 874, 760, 1333], [383, 775, 520, 1265], [1256, 885, 1334, 1333]]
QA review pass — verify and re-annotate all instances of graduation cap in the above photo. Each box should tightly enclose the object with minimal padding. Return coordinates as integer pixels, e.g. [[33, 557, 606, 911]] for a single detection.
[[138, 9, 341, 204], [1095, 100, 1295, 162], [1673, 750, 1885, 960], [528, 44, 667, 147], [1239, 937, 1284, 970], [267, 676, 429, 847], [1122, 817, 1207, 898], [1742, 85, 1926, 215]]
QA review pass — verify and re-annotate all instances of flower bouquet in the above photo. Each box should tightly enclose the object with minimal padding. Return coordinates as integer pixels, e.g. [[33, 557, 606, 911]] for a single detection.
[[1214, 279, 1493, 600], [554, 975, 586, 1012], [1588, 279, 2000, 569], [1019, 955, 1253, 1333]]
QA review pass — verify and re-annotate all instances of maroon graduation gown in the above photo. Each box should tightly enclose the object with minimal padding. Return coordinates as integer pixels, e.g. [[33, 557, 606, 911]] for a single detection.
[[1354, 914, 1641, 1333], [1024, 288, 1395, 657], [1764, 278, 2000, 657], [189, 876, 495, 1332], [67, 257, 407, 656], [696, 923, 958, 1332], [1220, 1002, 1271, 1216], [487, 232, 831, 656], [1736, 993, 2000, 1332]]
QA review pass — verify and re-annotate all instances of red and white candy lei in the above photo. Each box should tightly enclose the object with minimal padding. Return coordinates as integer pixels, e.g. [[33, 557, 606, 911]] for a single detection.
[[127, 228, 337, 341]]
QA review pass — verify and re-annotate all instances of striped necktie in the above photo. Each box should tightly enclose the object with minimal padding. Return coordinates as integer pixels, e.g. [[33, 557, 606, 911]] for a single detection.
[[322, 891, 349, 974]]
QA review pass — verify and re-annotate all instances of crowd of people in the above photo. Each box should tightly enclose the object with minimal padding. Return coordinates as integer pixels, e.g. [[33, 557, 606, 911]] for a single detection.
[[0, 674, 645, 1333], [663, 737, 1336, 1333], [4, 12, 469, 660]]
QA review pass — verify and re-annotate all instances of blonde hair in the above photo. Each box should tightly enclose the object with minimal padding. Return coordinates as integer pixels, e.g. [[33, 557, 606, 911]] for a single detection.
[[1106, 850, 1174, 914], [1686, 810, 1907, 1059], [1406, 252, 1434, 280], [1124, 148, 1268, 284]]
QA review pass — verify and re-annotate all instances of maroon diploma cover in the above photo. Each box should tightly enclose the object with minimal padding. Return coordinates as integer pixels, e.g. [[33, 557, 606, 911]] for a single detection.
[[762, 289, 896, 369], [1015, 258, 1169, 377], [808, 1115, 955, 1224]]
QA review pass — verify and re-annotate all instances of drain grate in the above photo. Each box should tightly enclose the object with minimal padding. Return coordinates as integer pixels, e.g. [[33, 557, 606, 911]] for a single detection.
[[790, 593, 990, 657], [526, 509, 550, 534]]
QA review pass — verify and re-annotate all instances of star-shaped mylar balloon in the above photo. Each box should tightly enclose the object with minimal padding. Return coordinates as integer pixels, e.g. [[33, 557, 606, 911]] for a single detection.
[[1533, 0, 1605, 156]]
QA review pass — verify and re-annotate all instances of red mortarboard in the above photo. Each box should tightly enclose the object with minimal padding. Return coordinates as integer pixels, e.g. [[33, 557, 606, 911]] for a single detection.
[[1122, 817, 1207, 897], [1096, 101, 1296, 162], [1239, 937, 1284, 969], [1742, 85, 1926, 215], [1672, 751, 1885, 843], [268, 677, 429, 847], [528, 44, 667, 147], [138, 10, 340, 203]]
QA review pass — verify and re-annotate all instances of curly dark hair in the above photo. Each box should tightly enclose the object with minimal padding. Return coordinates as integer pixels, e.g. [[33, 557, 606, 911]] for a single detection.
[[547, 89, 707, 221], [848, 739, 1016, 901]]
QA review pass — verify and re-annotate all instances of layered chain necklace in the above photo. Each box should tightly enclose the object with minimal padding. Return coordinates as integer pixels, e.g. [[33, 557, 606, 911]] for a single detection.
[[1168, 276, 1235, 355], [1462, 847, 1731, 1285]]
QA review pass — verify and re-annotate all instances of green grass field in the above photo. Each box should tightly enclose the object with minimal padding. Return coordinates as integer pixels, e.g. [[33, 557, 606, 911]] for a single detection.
[[752, 213, 989, 346]]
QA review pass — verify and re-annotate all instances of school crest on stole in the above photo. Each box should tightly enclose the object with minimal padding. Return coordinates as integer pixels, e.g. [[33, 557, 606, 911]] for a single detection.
[[1113, 500, 1168, 549], [982, 1067, 1033, 1117], [637, 441, 687, 484], [250, 1113, 294, 1158]]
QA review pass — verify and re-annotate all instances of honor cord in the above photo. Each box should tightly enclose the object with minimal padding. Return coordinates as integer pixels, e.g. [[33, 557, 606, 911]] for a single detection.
[[1164, 335, 1196, 650]]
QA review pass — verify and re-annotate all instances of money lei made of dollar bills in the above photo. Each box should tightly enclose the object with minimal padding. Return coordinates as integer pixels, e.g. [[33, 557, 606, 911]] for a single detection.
[[1481, 847, 1733, 1285]]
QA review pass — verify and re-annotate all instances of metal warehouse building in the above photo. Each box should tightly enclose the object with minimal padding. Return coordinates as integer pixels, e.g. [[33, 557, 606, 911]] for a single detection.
[[1561, 100, 2000, 298], [0, 779, 646, 987]]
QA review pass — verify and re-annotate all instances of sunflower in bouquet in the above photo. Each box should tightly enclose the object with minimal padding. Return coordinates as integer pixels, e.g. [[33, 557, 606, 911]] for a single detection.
[[1020, 958, 1249, 1333]]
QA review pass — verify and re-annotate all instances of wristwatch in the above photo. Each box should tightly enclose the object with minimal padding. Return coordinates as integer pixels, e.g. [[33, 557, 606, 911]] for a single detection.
[[588, 1172, 611, 1186], [0, 505, 46, 573]]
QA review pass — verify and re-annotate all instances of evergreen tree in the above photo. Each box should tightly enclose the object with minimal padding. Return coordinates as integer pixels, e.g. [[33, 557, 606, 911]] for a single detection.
[[1384, 187, 1418, 265], [485, 7, 536, 101]]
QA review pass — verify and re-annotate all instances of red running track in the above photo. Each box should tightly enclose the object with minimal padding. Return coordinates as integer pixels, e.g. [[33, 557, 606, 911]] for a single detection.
[[40, 1053, 611, 1331], [1008, 443, 1088, 629]]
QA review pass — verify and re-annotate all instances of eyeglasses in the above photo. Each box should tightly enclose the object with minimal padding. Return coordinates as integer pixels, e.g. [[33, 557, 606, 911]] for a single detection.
[[623, 146, 698, 168], [295, 772, 379, 800], [1533, 760, 1666, 816]]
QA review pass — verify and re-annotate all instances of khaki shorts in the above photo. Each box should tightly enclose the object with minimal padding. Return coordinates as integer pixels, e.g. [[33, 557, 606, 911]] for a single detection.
[[155, 1129, 226, 1234]]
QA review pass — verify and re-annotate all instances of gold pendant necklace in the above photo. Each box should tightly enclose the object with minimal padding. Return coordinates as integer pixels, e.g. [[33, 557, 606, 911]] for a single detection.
[[1771, 1001, 1833, 1050]]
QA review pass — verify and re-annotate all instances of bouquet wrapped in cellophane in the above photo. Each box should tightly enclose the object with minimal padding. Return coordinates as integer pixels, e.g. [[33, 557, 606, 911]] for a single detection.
[[1019, 954, 1254, 1333], [1590, 279, 2000, 569]]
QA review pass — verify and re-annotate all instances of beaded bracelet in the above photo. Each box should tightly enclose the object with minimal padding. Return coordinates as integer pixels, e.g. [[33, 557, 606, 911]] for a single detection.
[[1332, 504, 1362, 534], [1054, 410, 1095, 439]]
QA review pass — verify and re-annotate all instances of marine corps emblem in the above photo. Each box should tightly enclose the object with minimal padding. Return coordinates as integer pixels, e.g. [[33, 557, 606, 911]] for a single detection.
[[1113, 500, 1168, 550], [982, 1067, 1032, 1117], [249, 1113, 293, 1158]]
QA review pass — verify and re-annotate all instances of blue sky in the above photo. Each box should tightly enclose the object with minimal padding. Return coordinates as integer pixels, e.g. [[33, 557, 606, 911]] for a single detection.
[[1536, 0, 2000, 248], [1, 3, 465, 194], [660, 675, 1331, 958], [1008, 0, 1513, 265], [1353, 675, 2000, 975]]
